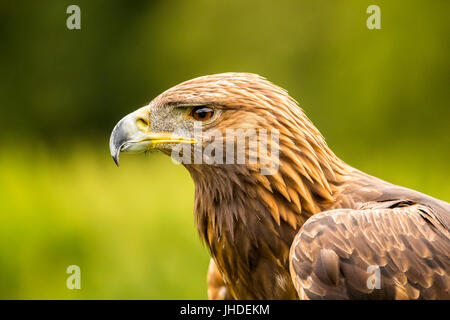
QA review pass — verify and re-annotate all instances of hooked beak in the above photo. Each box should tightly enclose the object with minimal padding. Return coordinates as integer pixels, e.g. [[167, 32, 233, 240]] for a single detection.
[[109, 107, 196, 166]]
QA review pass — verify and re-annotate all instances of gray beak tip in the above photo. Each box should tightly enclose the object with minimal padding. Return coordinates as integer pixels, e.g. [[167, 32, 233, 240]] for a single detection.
[[112, 155, 120, 167], [110, 110, 147, 167], [110, 119, 126, 167]]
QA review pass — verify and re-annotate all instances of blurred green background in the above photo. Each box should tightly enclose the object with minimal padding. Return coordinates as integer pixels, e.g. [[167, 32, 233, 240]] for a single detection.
[[0, 0, 448, 299]]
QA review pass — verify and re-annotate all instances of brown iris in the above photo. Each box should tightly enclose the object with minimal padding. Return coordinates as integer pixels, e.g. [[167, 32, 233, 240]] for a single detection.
[[191, 106, 214, 121]]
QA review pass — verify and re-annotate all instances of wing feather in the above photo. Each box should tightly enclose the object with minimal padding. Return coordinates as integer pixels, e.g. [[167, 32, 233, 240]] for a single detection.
[[289, 204, 450, 299]]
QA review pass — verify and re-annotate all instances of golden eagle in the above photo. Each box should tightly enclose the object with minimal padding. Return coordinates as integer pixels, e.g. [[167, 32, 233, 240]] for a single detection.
[[110, 73, 449, 299]]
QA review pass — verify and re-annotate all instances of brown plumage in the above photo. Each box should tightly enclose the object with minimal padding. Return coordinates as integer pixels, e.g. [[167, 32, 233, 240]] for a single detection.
[[110, 73, 450, 300]]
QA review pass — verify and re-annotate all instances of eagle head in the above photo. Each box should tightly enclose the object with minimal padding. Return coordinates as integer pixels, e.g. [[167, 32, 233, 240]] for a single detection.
[[110, 72, 305, 172]]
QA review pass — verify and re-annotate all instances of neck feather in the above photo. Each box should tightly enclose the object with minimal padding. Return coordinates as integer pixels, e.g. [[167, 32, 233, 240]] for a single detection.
[[186, 114, 349, 246]]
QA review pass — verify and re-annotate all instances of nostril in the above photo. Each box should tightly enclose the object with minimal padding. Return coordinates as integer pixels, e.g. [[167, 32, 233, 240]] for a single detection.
[[135, 116, 150, 132]]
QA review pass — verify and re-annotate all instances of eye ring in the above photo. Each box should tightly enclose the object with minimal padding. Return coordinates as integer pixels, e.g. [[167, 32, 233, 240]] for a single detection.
[[190, 106, 214, 121]]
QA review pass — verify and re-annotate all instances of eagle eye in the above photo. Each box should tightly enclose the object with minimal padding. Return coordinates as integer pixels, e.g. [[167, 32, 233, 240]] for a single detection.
[[190, 106, 214, 121]]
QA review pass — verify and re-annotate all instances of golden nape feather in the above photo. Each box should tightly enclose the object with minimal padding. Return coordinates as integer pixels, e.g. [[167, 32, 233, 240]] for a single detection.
[[110, 73, 450, 300]]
